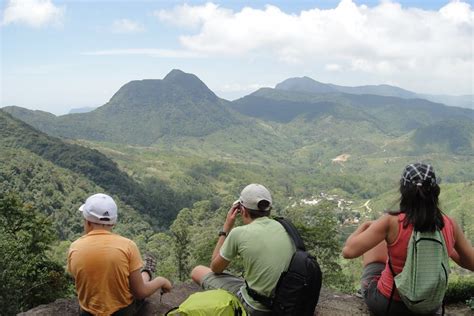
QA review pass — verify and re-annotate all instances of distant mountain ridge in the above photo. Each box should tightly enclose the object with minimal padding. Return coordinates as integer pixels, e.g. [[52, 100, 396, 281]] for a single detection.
[[4, 70, 244, 145], [276, 76, 473, 109], [3, 69, 473, 155], [231, 87, 473, 133], [230, 86, 473, 155]]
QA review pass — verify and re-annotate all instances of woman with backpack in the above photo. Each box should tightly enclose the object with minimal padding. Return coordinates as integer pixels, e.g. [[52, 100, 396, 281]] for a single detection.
[[342, 163, 474, 315]]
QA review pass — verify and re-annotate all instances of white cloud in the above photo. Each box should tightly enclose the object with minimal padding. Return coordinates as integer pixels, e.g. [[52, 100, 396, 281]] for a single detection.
[[156, 0, 473, 94], [111, 19, 144, 33], [154, 3, 227, 29], [82, 48, 201, 59], [1, 0, 64, 28], [325, 64, 342, 72], [440, 0, 471, 23]]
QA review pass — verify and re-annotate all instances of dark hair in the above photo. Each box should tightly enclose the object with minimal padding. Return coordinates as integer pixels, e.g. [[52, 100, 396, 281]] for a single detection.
[[399, 180, 444, 232], [246, 200, 271, 219]]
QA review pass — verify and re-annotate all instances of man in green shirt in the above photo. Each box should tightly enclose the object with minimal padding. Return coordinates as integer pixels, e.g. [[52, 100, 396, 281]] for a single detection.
[[191, 184, 295, 315]]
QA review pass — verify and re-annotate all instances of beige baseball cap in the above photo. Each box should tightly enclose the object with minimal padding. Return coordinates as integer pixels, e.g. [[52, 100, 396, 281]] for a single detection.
[[239, 184, 272, 211]]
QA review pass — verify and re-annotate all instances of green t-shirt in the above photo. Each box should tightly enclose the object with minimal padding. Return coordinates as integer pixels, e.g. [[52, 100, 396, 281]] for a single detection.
[[220, 217, 295, 311]]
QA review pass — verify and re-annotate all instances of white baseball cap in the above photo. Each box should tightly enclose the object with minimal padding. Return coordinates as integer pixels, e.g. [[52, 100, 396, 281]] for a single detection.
[[239, 184, 272, 211], [79, 193, 118, 225]]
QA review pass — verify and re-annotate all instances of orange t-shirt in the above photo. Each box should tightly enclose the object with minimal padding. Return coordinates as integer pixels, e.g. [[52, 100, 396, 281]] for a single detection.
[[67, 230, 143, 315]]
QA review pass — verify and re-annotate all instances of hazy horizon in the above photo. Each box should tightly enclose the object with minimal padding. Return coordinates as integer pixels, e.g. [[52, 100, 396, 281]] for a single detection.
[[1, 0, 473, 115]]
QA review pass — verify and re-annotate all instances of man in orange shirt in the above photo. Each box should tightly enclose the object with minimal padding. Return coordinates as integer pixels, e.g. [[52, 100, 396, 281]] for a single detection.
[[68, 193, 172, 315]]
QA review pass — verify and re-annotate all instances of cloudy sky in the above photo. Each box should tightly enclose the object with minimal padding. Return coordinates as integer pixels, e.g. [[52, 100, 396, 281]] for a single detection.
[[1, 0, 472, 115]]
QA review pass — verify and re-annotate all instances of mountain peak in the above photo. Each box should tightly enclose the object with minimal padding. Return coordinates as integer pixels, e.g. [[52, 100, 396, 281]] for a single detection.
[[163, 69, 188, 80], [162, 69, 218, 100], [276, 77, 337, 93], [106, 70, 218, 109], [163, 69, 205, 86]]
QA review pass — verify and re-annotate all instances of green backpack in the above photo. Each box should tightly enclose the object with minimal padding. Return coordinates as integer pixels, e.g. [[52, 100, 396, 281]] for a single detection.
[[165, 289, 247, 316], [388, 230, 450, 314]]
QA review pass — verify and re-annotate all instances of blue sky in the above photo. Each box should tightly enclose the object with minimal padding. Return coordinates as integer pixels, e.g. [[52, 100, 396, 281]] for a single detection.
[[1, 0, 473, 115]]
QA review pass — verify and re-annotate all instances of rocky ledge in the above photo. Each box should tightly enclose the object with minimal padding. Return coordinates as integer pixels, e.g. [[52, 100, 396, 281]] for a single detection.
[[18, 284, 472, 316]]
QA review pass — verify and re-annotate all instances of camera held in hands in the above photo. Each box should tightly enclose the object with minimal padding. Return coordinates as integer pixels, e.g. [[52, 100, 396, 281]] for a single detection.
[[233, 199, 242, 213]]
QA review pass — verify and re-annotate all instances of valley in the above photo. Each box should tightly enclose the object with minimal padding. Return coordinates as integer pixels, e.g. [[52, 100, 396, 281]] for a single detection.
[[3, 68, 473, 242]]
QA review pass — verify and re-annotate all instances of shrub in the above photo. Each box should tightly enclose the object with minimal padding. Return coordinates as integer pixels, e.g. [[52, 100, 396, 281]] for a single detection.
[[445, 277, 474, 304], [0, 192, 71, 314], [467, 297, 474, 310]]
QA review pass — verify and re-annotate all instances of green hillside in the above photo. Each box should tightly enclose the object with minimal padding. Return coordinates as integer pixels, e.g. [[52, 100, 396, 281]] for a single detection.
[[0, 110, 206, 227], [413, 119, 474, 154], [231, 87, 473, 135], [0, 147, 152, 240]]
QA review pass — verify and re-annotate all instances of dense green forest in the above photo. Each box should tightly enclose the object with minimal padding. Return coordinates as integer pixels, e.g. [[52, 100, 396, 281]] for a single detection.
[[1, 70, 473, 313], [0, 110, 212, 228]]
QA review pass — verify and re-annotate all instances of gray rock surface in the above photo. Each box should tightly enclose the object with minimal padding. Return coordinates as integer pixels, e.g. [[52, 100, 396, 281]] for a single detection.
[[18, 284, 472, 316]]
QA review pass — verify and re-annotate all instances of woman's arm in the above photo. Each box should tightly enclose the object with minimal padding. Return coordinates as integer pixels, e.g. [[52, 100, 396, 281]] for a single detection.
[[451, 219, 474, 271], [342, 215, 390, 259]]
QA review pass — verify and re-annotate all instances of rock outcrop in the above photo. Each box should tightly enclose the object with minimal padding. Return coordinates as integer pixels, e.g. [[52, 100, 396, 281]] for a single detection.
[[18, 284, 472, 316]]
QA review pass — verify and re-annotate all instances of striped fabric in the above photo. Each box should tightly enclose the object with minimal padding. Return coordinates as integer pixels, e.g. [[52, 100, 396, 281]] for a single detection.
[[394, 230, 450, 313]]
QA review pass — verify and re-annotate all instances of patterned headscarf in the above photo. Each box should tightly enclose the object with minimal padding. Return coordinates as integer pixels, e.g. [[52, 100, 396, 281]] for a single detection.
[[401, 163, 437, 187]]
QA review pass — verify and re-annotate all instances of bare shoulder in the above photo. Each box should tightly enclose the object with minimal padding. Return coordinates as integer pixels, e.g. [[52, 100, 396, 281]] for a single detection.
[[377, 213, 398, 225], [384, 213, 400, 244]]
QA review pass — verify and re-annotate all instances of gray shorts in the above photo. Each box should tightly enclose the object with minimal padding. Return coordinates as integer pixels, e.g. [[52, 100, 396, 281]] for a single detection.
[[361, 263, 439, 316], [201, 272, 271, 316]]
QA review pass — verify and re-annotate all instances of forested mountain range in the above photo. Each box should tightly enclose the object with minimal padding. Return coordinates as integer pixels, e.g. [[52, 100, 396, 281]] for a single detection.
[[3, 70, 473, 156], [4, 70, 244, 145], [276, 76, 473, 109], [2, 70, 473, 216], [2, 69, 473, 226], [231, 87, 472, 130], [230, 87, 473, 155], [0, 110, 208, 229]]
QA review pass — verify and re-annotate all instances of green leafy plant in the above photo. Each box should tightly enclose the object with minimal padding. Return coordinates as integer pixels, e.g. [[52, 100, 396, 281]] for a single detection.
[[445, 277, 474, 304], [0, 193, 71, 314], [467, 297, 474, 310]]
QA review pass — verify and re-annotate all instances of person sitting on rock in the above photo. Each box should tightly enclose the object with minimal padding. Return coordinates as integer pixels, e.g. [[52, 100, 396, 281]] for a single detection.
[[68, 193, 172, 315], [191, 184, 295, 315], [342, 163, 474, 315]]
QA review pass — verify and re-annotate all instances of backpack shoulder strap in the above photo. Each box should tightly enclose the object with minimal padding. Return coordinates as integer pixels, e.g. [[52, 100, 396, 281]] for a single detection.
[[386, 253, 396, 316], [273, 217, 306, 251], [164, 307, 179, 315], [245, 280, 273, 308]]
